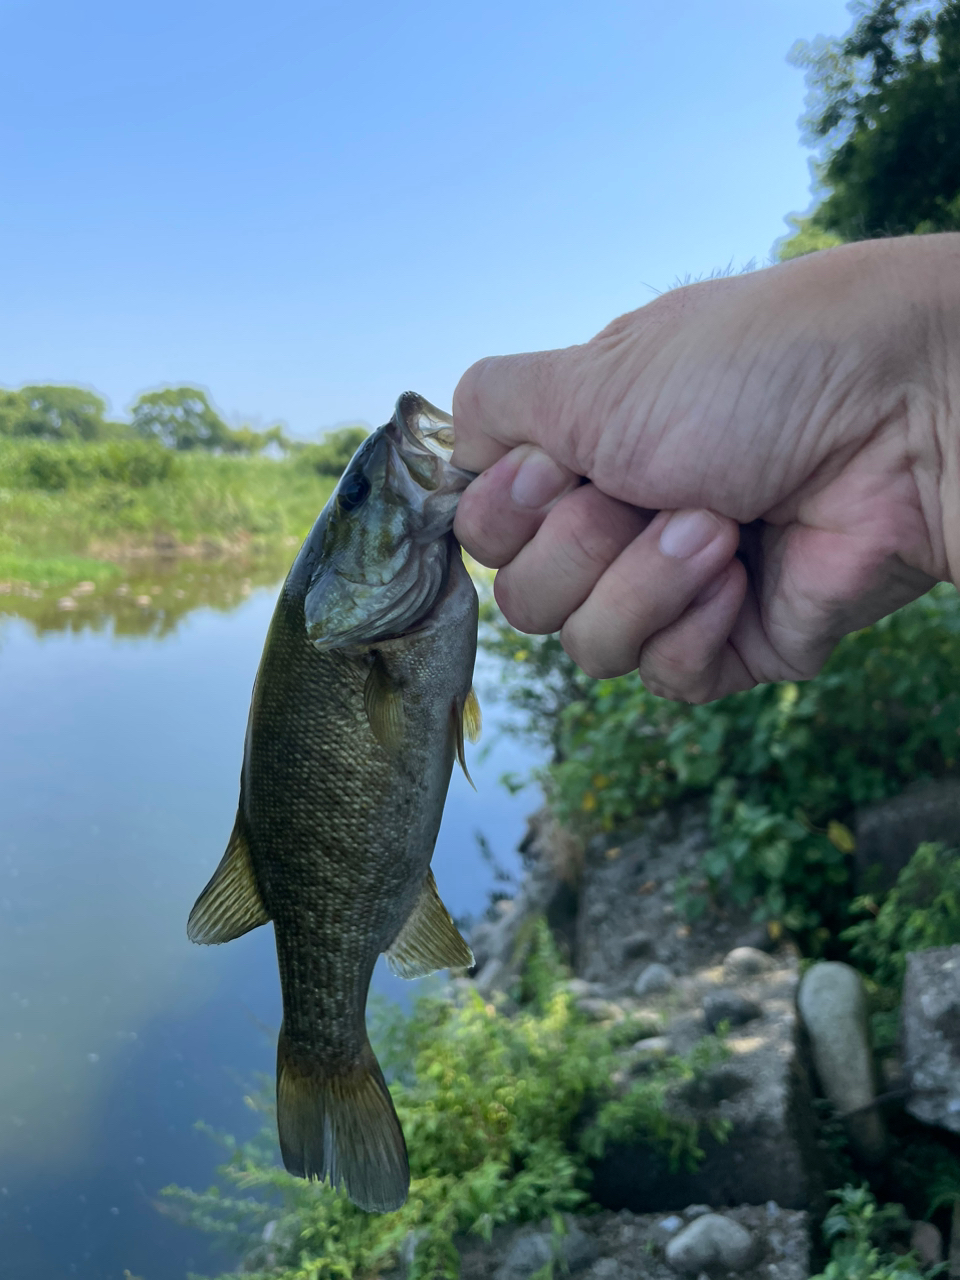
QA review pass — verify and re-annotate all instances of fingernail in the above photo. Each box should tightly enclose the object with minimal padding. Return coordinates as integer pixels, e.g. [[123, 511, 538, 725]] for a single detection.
[[659, 509, 721, 559], [510, 448, 573, 510]]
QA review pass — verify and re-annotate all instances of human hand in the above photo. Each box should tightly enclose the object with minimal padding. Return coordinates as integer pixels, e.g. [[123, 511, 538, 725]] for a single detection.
[[452, 235, 960, 702]]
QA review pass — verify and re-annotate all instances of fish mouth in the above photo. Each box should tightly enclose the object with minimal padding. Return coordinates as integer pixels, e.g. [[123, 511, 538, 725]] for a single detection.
[[391, 392, 475, 482]]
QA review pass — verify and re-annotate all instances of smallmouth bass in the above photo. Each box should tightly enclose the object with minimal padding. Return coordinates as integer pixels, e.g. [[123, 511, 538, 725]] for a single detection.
[[187, 393, 480, 1213]]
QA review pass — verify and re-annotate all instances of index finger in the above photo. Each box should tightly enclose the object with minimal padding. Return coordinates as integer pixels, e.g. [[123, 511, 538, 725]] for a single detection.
[[451, 348, 582, 473]]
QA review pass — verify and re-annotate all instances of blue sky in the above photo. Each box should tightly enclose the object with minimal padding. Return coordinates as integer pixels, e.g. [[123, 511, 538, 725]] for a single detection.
[[0, 0, 853, 437]]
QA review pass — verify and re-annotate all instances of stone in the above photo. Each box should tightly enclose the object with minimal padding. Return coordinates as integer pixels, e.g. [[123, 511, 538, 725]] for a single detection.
[[902, 945, 960, 1135], [702, 989, 762, 1032], [585, 1258, 619, 1280], [560, 1225, 599, 1272], [634, 963, 674, 998], [496, 1232, 552, 1280], [577, 997, 624, 1022], [855, 778, 960, 892], [621, 930, 654, 961], [664, 1214, 755, 1273], [723, 946, 775, 982], [797, 961, 886, 1161], [909, 1221, 943, 1268], [591, 960, 821, 1213]]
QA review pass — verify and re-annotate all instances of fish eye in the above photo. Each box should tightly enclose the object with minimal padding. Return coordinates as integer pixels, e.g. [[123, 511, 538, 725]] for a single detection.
[[337, 472, 371, 513]]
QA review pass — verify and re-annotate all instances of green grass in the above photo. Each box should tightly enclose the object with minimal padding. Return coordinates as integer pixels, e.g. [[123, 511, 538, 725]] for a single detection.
[[0, 439, 336, 585]]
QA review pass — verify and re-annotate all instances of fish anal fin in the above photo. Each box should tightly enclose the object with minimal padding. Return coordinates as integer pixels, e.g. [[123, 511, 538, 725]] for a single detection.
[[187, 818, 270, 944], [364, 658, 405, 752], [386, 870, 474, 979], [277, 1033, 409, 1214]]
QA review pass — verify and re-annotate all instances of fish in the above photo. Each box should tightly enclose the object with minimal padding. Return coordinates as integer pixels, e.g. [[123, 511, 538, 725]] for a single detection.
[[186, 392, 481, 1214]]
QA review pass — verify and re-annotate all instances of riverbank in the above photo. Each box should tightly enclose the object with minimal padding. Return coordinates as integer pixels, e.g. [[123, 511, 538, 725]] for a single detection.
[[0, 439, 336, 588]]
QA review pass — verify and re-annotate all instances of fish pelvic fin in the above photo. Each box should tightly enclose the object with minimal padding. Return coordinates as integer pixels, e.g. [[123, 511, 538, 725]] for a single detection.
[[187, 817, 270, 944], [364, 657, 405, 753], [386, 869, 474, 979], [276, 1033, 409, 1214]]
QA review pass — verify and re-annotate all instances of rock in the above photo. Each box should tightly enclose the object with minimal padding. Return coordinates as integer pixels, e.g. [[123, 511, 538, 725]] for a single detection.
[[797, 961, 886, 1161], [591, 960, 821, 1213], [910, 1221, 943, 1268], [634, 963, 674, 998], [723, 947, 775, 982], [855, 778, 960, 892], [496, 1232, 552, 1280], [577, 997, 624, 1022], [702, 990, 763, 1032], [621, 930, 655, 961], [902, 945, 960, 1135], [494, 1224, 598, 1280], [627, 1035, 671, 1067], [585, 1260, 620, 1280], [664, 1214, 755, 1273]]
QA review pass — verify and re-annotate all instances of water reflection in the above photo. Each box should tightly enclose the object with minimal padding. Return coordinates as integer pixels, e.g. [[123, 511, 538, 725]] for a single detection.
[[0, 561, 542, 1280]]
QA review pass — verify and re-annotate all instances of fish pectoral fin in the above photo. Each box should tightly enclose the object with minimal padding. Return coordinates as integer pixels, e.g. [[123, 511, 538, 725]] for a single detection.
[[187, 818, 270, 944], [452, 688, 481, 789], [277, 1033, 409, 1214], [364, 658, 405, 752], [386, 869, 474, 978]]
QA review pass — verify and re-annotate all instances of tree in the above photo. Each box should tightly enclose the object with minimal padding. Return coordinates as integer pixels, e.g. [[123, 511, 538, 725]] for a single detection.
[[783, 1, 960, 249], [130, 386, 286, 452], [130, 386, 235, 451], [0, 384, 114, 440]]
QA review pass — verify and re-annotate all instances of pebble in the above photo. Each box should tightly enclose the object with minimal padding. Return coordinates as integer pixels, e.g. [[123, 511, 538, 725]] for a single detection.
[[634, 963, 674, 998], [577, 997, 623, 1022], [57, 597, 77, 611], [722, 946, 775, 982], [665, 1214, 755, 1274], [703, 989, 763, 1032]]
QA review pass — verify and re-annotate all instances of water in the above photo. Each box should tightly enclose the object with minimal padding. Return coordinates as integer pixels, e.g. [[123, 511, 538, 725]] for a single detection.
[[0, 565, 542, 1279]]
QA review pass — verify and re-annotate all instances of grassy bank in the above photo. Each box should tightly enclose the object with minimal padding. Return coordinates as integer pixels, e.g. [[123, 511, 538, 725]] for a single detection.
[[0, 438, 336, 587]]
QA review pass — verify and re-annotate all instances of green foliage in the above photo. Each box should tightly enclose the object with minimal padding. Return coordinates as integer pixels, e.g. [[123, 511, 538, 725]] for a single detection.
[[2, 438, 180, 490], [294, 427, 369, 477], [488, 586, 960, 936], [812, 1186, 928, 1280], [842, 842, 960, 988], [776, 215, 845, 260], [131, 385, 284, 453], [0, 384, 123, 441], [165, 922, 730, 1280], [789, 1, 960, 240], [0, 439, 335, 579]]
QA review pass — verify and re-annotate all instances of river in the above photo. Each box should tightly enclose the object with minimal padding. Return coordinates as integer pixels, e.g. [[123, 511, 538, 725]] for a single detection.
[[0, 561, 542, 1280]]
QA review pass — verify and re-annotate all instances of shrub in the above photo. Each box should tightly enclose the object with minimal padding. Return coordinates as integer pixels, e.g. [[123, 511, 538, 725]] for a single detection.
[[0, 439, 180, 490], [842, 842, 960, 989], [164, 922, 729, 1280], [484, 586, 960, 938], [295, 427, 369, 477]]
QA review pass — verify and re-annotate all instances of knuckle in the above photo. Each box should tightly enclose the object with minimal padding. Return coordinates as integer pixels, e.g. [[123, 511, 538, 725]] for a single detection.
[[561, 628, 631, 681], [494, 571, 548, 634]]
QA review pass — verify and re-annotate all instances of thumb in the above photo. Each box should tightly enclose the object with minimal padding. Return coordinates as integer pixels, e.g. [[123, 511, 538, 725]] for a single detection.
[[451, 348, 584, 474]]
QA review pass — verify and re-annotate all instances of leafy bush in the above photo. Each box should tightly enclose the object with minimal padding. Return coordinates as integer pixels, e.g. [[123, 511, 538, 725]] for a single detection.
[[842, 842, 960, 989], [812, 1186, 927, 1280], [485, 586, 960, 938], [164, 922, 729, 1280], [0, 439, 181, 490], [295, 427, 369, 477]]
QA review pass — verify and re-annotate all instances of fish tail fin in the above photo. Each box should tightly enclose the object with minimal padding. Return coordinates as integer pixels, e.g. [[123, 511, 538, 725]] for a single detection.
[[276, 1032, 409, 1214]]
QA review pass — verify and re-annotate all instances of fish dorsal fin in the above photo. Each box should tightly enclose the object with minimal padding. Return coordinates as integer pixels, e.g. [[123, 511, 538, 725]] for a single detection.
[[187, 818, 270, 944], [385, 870, 474, 978], [364, 657, 405, 753], [452, 687, 482, 788]]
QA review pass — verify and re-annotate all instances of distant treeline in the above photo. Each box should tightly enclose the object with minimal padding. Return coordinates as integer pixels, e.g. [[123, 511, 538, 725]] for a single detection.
[[0, 383, 367, 476]]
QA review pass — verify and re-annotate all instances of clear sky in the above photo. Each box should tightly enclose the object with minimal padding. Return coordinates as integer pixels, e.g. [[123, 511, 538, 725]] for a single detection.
[[0, 0, 854, 437]]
